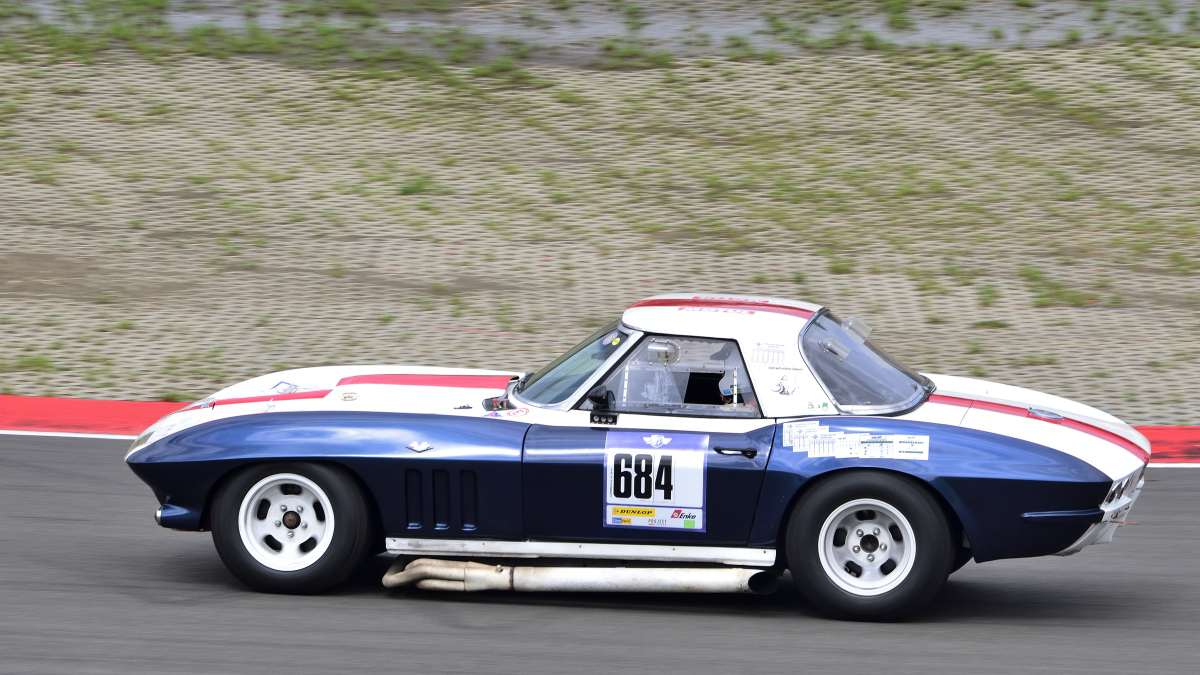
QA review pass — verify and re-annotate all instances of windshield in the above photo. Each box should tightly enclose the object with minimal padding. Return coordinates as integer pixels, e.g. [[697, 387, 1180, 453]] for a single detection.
[[518, 321, 629, 406], [800, 311, 931, 414]]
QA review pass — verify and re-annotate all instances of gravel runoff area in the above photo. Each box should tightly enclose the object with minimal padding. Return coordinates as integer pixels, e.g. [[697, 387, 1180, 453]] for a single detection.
[[1, 41, 1199, 425]]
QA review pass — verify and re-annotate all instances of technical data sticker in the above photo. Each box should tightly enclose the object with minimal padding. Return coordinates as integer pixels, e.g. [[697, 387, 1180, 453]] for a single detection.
[[893, 435, 930, 460], [604, 431, 707, 532], [782, 420, 824, 450], [782, 422, 929, 460]]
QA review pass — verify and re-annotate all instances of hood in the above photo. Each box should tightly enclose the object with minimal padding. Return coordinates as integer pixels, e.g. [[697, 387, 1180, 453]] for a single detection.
[[127, 366, 521, 458], [204, 365, 520, 411], [906, 373, 1149, 480]]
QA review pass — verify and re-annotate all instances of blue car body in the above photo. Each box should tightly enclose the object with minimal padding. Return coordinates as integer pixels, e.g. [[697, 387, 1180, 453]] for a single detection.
[[127, 294, 1149, 568]]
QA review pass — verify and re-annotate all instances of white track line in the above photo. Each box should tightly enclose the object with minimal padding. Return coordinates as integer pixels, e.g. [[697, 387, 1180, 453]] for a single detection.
[[0, 429, 137, 440], [1147, 463, 1200, 468]]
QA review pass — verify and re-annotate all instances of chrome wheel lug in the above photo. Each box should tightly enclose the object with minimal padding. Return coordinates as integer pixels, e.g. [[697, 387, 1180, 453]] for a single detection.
[[873, 528, 880, 535], [286, 531, 294, 538], [301, 521, 308, 528], [297, 505, 304, 513], [881, 544, 888, 551], [852, 545, 861, 553], [280, 504, 287, 512], [867, 554, 875, 562], [274, 520, 281, 527], [856, 529, 864, 537]]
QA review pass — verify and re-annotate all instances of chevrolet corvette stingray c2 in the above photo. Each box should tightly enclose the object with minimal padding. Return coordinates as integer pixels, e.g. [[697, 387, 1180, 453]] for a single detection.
[[125, 294, 1148, 620]]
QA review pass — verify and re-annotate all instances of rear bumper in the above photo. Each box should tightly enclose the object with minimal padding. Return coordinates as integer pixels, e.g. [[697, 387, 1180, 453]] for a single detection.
[[1055, 471, 1145, 556]]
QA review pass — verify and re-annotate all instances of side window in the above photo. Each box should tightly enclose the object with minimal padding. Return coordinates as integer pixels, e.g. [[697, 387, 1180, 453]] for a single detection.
[[592, 336, 759, 418]]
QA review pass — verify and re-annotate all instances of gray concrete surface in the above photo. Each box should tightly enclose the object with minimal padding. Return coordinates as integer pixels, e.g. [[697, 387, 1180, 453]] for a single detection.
[[1, 433, 1197, 674]]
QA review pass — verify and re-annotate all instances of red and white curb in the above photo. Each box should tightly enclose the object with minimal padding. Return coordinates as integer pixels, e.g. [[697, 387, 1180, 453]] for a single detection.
[[1, 394, 1197, 465], [0, 395, 181, 440], [1135, 426, 1200, 467]]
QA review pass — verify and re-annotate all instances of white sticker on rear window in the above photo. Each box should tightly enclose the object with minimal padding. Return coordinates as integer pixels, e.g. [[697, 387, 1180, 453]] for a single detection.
[[603, 431, 707, 531], [782, 422, 928, 460]]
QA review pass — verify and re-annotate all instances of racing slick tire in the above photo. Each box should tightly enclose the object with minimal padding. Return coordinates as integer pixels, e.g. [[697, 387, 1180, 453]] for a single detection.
[[212, 462, 371, 594], [786, 470, 954, 621]]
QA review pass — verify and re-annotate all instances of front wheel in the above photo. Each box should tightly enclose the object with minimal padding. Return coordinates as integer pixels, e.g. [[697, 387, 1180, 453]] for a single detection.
[[211, 462, 371, 594], [786, 471, 953, 621]]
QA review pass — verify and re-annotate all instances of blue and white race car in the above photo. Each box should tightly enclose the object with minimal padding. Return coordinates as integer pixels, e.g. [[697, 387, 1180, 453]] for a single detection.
[[125, 294, 1149, 620]]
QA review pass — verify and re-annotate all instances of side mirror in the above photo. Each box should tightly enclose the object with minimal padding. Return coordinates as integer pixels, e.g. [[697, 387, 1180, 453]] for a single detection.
[[587, 385, 614, 410]]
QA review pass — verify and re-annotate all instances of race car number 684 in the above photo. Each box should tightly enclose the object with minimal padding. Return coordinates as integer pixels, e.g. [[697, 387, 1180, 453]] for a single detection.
[[603, 432, 707, 531], [611, 453, 673, 500]]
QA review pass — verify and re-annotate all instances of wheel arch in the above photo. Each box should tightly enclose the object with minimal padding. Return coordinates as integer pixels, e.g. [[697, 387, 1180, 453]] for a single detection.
[[770, 467, 967, 570], [753, 418, 1111, 564], [202, 458, 384, 541], [128, 410, 528, 538]]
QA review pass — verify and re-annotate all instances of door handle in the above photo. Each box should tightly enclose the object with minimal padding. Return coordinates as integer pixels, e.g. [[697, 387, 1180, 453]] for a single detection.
[[714, 446, 758, 459]]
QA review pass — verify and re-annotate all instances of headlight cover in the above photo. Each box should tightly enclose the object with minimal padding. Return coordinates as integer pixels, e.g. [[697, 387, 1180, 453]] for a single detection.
[[125, 414, 176, 459], [124, 403, 206, 460]]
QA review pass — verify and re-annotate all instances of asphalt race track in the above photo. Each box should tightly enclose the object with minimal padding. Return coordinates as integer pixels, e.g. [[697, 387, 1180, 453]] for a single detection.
[[2, 435, 1197, 674]]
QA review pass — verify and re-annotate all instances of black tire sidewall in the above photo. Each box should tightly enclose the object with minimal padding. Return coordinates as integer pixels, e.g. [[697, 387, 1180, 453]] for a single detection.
[[786, 470, 953, 621], [211, 462, 370, 594]]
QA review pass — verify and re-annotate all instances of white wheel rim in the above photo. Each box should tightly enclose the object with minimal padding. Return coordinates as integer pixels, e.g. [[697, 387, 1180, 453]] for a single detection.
[[817, 498, 916, 597], [238, 473, 335, 572]]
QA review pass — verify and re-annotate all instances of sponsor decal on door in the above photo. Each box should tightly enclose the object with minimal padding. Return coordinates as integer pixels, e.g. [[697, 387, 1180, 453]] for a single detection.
[[603, 431, 707, 531]]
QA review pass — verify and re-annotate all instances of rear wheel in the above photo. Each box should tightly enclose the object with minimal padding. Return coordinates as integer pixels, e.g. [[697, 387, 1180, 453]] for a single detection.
[[786, 471, 953, 621], [212, 462, 371, 593]]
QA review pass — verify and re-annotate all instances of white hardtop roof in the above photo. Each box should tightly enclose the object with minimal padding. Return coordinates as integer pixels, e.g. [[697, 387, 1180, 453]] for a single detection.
[[620, 293, 824, 340]]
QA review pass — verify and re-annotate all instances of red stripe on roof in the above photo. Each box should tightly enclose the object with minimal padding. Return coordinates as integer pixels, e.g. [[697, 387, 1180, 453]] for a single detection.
[[336, 374, 515, 389], [933, 394, 1149, 463], [628, 297, 814, 319], [213, 390, 333, 407]]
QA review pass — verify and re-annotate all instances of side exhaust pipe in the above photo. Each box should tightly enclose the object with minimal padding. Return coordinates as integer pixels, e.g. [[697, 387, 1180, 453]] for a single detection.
[[383, 558, 778, 595]]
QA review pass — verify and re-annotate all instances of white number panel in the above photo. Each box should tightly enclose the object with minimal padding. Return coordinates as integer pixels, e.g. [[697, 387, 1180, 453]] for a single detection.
[[603, 431, 708, 532]]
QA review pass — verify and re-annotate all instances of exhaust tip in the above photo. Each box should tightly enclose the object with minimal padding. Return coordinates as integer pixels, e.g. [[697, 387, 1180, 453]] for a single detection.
[[748, 571, 779, 596], [154, 506, 163, 525]]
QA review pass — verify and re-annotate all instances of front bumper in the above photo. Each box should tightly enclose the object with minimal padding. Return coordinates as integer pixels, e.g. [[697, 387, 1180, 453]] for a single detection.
[[1055, 468, 1145, 556]]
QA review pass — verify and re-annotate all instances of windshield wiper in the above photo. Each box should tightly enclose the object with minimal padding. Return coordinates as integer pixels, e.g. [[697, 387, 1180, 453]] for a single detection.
[[515, 371, 535, 393]]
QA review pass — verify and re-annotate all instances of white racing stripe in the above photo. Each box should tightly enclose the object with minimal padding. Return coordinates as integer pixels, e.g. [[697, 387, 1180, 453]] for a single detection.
[[0, 429, 137, 440]]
